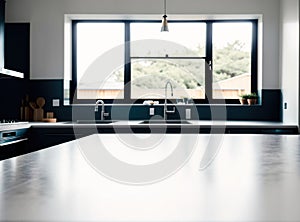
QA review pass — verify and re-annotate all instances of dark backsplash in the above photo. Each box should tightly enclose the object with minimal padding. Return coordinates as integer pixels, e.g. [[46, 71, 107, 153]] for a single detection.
[[0, 79, 282, 122]]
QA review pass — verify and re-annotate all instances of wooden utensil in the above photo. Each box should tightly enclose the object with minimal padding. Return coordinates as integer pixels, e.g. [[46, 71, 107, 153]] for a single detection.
[[29, 101, 37, 110], [30, 97, 45, 121], [36, 97, 45, 108]]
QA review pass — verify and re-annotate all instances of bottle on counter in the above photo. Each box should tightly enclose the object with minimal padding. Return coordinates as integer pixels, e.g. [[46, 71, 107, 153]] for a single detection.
[[24, 95, 31, 121], [20, 99, 24, 121]]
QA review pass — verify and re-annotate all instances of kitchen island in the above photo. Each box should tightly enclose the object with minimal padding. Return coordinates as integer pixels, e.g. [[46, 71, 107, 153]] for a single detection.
[[1, 133, 300, 221]]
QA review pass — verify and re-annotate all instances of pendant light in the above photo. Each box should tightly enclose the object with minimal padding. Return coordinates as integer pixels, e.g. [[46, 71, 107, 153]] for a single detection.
[[161, 0, 169, 32]]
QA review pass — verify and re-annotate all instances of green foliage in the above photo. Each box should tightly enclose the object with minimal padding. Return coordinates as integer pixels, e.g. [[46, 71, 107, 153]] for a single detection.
[[112, 40, 250, 88], [247, 92, 258, 99], [131, 60, 204, 89], [213, 40, 250, 82], [240, 92, 258, 99], [240, 94, 250, 99]]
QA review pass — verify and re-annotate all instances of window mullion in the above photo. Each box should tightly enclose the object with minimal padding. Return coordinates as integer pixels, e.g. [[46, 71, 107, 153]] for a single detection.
[[251, 20, 258, 93], [71, 21, 78, 104], [205, 22, 213, 102], [124, 22, 131, 102]]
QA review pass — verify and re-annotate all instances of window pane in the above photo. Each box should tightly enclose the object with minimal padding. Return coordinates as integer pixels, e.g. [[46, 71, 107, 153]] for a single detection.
[[131, 23, 206, 57], [131, 59, 205, 99], [212, 22, 252, 99], [76, 23, 124, 99]]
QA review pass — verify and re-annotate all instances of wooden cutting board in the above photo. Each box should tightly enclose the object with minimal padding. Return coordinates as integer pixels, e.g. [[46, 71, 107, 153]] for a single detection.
[[32, 97, 45, 121]]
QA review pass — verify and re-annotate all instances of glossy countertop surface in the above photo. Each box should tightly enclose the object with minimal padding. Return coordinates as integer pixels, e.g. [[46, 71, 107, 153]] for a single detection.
[[0, 120, 296, 131], [1, 134, 300, 221], [29, 120, 298, 128]]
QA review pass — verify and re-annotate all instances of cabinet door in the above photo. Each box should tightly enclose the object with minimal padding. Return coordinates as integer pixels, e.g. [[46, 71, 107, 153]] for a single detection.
[[28, 128, 77, 152], [4, 23, 30, 79]]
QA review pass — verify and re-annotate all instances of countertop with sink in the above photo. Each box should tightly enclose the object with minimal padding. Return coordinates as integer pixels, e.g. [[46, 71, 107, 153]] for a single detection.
[[26, 120, 299, 134], [1, 120, 298, 134], [29, 120, 296, 127]]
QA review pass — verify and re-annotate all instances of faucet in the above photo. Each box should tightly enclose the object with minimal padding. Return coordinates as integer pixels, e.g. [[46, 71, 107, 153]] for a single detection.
[[164, 80, 176, 120], [95, 100, 109, 121]]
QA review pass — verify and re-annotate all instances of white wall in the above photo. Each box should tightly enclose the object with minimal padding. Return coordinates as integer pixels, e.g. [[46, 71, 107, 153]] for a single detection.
[[5, 0, 280, 90], [280, 0, 299, 124]]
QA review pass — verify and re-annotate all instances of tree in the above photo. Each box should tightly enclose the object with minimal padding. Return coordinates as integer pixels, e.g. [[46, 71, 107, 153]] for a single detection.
[[213, 40, 250, 82], [111, 40, 250, 88]]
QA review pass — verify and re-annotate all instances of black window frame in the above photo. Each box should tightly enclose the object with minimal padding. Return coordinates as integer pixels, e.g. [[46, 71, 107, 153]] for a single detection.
[[70, 19, 258, 104]]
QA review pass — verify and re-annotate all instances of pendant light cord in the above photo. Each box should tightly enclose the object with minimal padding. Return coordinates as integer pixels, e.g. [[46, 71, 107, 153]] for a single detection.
[[161, 0, 169, 32]]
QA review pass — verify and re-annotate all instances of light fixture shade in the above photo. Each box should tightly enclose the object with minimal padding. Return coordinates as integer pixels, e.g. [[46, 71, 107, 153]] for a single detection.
[[161, 15, 169, 32]]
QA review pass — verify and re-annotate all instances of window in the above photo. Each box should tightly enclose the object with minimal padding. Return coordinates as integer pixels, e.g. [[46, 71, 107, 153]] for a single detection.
[[75, 22, 125, 100], [130, 22, 206, 100], [212, 22, 253, 99], [71, 19, 257, 104]]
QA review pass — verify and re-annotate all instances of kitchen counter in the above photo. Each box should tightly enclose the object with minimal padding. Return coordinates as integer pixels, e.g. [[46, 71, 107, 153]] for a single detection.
[[29, 120, 298, 134], [0, 120, 296, 134], [29, 120, 296, 127], [1, 133, 300, 221]]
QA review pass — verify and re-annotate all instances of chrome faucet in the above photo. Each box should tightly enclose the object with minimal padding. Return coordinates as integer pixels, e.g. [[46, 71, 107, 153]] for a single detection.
[[164, 80, 176, 120], [95, 100, 109, 121]]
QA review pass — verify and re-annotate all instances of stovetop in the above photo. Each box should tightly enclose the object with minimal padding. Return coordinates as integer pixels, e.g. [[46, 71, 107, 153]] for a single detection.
[[0, 120, 30, 131], [0, 119, 26, 124]]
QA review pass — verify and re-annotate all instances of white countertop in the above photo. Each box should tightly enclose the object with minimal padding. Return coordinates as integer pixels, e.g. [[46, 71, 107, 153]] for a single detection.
[[1, 133, 300, 221]]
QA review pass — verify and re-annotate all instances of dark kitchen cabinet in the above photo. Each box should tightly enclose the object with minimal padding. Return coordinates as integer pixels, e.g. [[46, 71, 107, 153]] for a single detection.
[[28, 127, 95, 152], [28, 126, 97, 152], [29, 128, 76, 151], [0, 23, 30, 119], [4, 23, 30, 79]]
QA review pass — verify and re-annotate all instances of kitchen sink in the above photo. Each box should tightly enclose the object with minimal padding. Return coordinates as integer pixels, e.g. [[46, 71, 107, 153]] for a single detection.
[[139, 120, 191, 124], [76, 120, 116, 124]]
